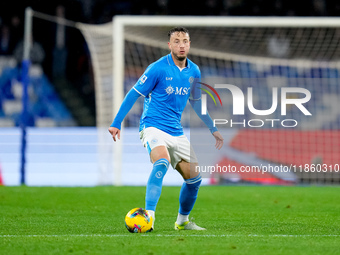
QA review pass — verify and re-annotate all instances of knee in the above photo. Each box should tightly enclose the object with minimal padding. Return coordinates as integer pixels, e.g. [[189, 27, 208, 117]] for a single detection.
[[185, 173, 202, 188], [150, 146, 171, 164]]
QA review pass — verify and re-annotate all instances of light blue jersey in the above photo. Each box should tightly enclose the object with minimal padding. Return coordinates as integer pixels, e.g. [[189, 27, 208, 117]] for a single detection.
[[110, 53, 216, 135], [133, 53, 200, 136]]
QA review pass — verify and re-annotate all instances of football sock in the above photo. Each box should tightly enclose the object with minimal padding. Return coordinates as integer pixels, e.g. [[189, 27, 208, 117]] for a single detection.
[[147, 210, 155, 220], [147, 210, 155, 227], [177, 173, 202, 222], [145, 158, 169, 212], [176, 213, 189, 225]]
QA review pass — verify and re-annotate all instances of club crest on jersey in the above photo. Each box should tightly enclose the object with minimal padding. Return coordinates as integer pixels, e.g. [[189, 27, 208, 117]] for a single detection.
[[140, 75, 148, 84], [165, 85, 174, 95]]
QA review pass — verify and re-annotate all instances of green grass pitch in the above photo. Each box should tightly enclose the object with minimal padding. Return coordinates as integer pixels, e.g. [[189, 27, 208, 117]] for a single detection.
[[1, 185, 339, 254]]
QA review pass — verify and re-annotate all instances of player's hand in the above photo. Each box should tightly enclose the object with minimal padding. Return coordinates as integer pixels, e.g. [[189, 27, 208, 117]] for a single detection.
[[108, 127, 121, 142], [212, 131, 224, 150]]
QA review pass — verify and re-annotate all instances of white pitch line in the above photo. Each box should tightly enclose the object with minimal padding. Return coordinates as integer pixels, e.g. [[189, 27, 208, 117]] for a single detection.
[[0, 234, 339, 238]]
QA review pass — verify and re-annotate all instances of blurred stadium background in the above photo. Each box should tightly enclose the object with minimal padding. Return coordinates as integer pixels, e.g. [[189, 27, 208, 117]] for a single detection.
[[0, 0, 339, 186]]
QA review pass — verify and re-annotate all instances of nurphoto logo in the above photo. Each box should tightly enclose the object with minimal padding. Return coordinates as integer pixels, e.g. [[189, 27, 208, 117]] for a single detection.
[[198, 83, 312, 128]]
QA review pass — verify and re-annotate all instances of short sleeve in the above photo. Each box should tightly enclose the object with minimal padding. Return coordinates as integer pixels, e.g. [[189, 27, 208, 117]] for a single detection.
[[133, 63, 160, 97]]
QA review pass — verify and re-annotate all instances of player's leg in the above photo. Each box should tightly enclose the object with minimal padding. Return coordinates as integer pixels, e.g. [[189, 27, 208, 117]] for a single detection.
[[171, 135, 205, 230], [174, 160, 205, 230], [176, 160, 201, 218], [140, 127, 172, 229], [145, 145, 170, 230]]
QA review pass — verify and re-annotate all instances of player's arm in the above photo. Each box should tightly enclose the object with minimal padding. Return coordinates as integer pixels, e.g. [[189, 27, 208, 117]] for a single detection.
[[109, 64, 159, 142], [109, 88, 141, 141], [189, 78, 224, 150]]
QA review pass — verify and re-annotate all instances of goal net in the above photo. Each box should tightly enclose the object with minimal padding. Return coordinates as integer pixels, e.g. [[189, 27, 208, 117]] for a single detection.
[[78, 16, 340, 185]]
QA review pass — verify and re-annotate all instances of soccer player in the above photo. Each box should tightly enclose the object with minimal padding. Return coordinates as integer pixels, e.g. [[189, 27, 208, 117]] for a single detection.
[[108, 27, 224, 231]]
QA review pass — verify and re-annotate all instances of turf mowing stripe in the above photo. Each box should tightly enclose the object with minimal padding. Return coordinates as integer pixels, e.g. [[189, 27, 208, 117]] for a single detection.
[[1, 234, 339, 238]]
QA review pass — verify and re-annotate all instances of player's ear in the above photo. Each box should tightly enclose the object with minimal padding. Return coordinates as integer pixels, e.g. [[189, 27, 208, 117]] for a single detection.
[[168, 41, 171, 50]]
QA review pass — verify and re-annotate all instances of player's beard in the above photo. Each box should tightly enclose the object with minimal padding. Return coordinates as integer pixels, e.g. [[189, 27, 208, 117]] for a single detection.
[[173, 52, 186, 62]]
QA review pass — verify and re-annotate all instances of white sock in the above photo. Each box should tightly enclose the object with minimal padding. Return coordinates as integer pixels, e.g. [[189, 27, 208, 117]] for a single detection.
[[176, 213, 189, 225], [147, 210, 155, 227]]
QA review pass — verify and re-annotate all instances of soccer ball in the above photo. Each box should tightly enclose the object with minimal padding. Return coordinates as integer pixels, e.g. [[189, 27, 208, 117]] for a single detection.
[[124, 208, 153, 233]]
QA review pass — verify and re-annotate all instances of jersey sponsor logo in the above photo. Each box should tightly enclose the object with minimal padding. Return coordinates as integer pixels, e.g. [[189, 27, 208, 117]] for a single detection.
[[166, 77, 173, 80], [189, 76, 194, 84], [165, 85, 174, 95], [175, 87, 190, 95], [140, 75, 148, 84], [165, 85, 190, 95]]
